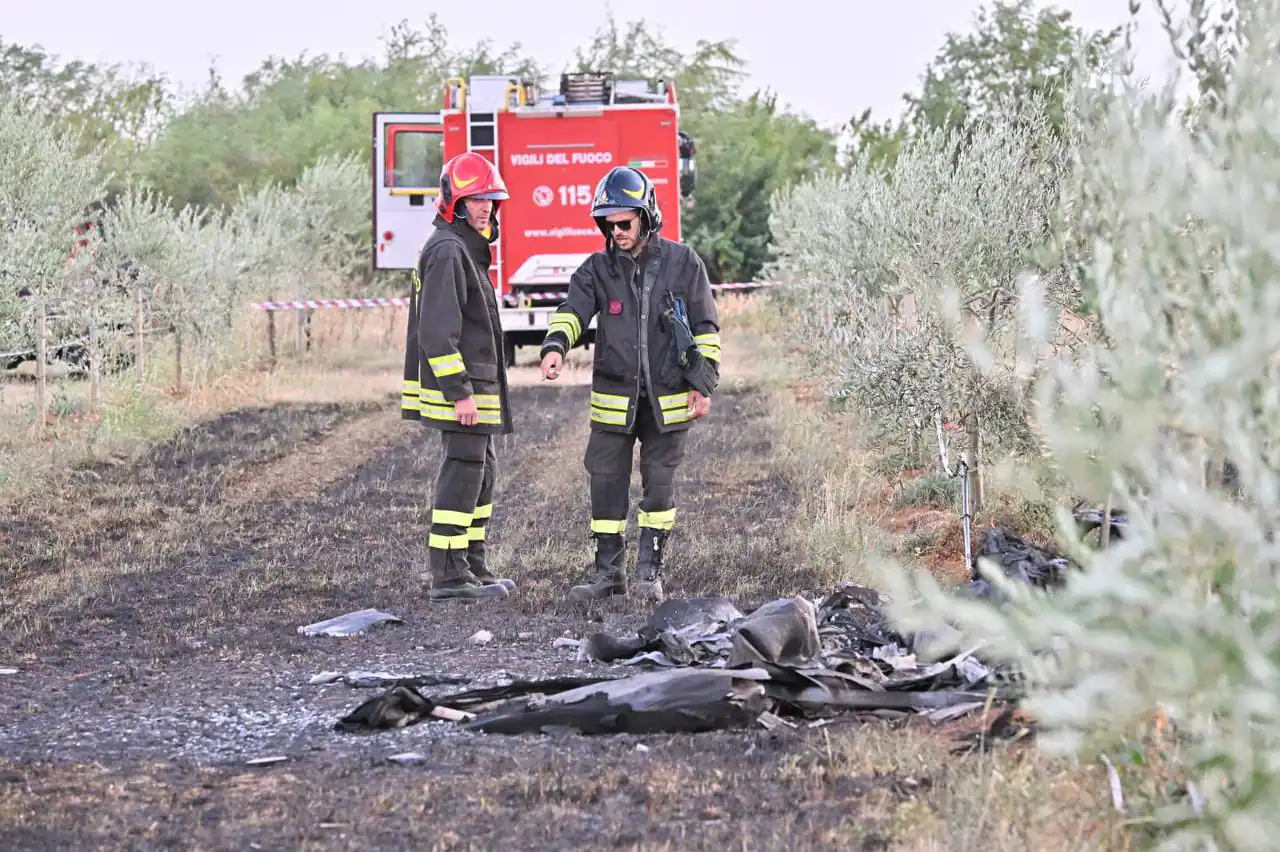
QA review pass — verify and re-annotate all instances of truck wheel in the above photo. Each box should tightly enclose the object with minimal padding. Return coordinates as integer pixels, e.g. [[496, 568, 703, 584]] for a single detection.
[[503, 337, 517, 368]]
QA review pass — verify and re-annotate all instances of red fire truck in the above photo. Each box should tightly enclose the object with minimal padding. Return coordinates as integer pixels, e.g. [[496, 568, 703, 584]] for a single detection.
[[371, 71, 697, 365]]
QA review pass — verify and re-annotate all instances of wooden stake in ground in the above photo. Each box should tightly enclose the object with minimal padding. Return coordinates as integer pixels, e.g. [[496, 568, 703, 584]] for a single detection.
[[174, 327, 184, 391], [35, 304, 48, 438], [267, 307, 278, 370], [294, 307, 305, 355], [966, 413, 986, 511], [1101, 495, 1114, 549]]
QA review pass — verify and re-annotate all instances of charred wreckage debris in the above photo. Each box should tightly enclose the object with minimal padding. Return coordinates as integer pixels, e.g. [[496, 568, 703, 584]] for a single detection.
[[330, 585, 1022, 741], [959, 505, 1126, 602], [323, 514, 1120, 744]]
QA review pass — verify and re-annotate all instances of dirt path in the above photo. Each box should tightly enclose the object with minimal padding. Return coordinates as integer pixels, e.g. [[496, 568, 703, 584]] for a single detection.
[[0, 380, 914, 851]]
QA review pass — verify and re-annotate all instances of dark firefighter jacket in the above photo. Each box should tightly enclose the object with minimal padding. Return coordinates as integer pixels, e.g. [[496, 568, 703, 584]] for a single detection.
[[402, 215, 513, 435], [539, 235, 721, 435]]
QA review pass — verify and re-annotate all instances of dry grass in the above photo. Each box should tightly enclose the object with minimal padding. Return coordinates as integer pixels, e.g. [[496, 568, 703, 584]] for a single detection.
[[0, 291, 1172, 851], [0, 716, 1170, 852], [717, 293, 1170, 851], [0, 306, 598, 500], [0, 739, 912, 851], [1, 308, 397, 497]]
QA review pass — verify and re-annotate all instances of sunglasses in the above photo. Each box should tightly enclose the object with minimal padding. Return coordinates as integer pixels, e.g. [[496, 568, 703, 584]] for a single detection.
[[609, 217, 637, 232]]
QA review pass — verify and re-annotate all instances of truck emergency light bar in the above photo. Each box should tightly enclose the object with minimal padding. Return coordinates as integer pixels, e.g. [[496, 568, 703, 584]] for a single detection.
[[443, 73, 677, 112]]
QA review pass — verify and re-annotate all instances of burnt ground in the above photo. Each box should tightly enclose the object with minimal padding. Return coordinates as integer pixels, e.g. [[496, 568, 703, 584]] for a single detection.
[[0, 383, 918, 851]]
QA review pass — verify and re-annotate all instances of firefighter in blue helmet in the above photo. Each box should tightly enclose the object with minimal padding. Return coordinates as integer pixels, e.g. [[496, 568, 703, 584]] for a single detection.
[[539, 166, 721, 602]]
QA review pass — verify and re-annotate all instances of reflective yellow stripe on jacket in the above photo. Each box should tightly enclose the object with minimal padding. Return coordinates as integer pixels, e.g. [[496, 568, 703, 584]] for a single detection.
[[693, 332, 721, 363], [402, 379, 422, 413], [590, 391, 630, 427], [548, 311, 583, 347], [428, 351, 466, 378], [658, 391, 691, 426], [404, 382, 501, 425]]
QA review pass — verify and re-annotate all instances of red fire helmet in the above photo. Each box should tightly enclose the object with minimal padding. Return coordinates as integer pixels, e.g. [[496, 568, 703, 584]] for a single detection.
[[437, 151, 510, 222]]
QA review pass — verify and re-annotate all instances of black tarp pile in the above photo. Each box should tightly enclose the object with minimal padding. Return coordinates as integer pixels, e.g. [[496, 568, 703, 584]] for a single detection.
[[960, 505, 1122, 602], [335, 583, 1017, 737], [1073, 504, 1128, 542], [962, 527, 1071, 601]]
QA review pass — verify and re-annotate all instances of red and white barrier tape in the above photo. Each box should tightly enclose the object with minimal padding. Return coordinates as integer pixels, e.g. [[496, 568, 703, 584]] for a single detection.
[[716, 280, 778, 290], [249, 281, 779, 311], [252, 297, 411, 310]]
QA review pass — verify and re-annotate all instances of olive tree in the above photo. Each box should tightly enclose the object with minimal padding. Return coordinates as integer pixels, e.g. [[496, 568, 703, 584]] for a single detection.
[[766, 94, 1080, 501], [0, 92, 108, 359], [875, 2, 1280, 847]]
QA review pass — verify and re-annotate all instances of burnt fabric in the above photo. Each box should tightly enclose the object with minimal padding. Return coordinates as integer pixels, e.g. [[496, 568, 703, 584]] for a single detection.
[[726, 596, 821, 668], [584, 396, 688, 536]]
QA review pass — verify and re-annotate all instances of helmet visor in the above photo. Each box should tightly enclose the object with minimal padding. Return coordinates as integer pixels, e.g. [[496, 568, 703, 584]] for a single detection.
[[591, 205, 639, 217]]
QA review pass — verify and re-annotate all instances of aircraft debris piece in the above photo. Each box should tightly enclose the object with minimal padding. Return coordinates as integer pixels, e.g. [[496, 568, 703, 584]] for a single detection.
[[298, 609, 405, 638], [332, 583, 1020, 737]]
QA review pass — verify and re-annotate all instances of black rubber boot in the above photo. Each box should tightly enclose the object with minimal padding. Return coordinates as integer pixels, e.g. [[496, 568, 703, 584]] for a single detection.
[[467, 539, 516, 591], [634, 528, 667, 603], [428, 549, 508, 602], [569, 534, 628, 601]]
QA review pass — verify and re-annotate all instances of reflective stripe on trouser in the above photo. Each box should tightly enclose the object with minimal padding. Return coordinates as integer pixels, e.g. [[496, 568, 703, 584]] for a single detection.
[[467, 439, 497, 566], [429, 432, 496, 560], [584, 396, 688, 535]]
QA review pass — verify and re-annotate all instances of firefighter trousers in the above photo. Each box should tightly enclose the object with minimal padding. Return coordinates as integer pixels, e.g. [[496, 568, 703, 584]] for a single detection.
[[429, 431, 497, 579], [584, 396, 688, 538]]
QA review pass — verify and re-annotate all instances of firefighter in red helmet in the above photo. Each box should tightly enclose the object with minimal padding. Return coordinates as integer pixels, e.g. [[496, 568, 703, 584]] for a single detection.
[[402, 151, 516, 602]]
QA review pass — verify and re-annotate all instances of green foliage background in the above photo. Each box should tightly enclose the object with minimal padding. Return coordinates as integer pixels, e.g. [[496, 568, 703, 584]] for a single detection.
[[0, 2, 1112, 289], [14, 3, 1278, 845], [0, 1, 1111, 289]]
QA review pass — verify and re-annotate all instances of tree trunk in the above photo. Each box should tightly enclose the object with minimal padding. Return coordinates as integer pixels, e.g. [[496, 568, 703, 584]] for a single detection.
[[934, 412, 954, 475], [88, 321, 101, 412], [134, 287, 146, 383], [35, 305, 48, 438], [174, 327, 184, 391]]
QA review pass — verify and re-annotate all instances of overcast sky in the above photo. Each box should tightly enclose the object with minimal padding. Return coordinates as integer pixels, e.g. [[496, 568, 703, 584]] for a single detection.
[[3, 0, 1181, 131]]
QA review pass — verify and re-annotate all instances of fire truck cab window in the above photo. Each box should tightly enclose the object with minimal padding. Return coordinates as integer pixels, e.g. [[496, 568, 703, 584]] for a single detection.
[[388, 129, 443, 189]]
